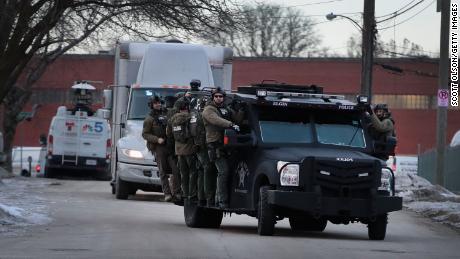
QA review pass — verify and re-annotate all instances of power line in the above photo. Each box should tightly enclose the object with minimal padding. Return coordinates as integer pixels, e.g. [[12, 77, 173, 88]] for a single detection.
[[380, 42, 439, 55], [281, 0, 345, 9], [375, 0, 416, 18], [378, 0, 435, 30], [376, 0, 425, 23]]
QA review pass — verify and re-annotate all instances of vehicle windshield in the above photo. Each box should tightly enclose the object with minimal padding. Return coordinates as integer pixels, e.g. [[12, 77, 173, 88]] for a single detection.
[[257, 106, 365, 148], [258, 106, 313, 144], [314, 110, 365, 148], [128, 88, 183, 120], [260, 121, 313, 143]]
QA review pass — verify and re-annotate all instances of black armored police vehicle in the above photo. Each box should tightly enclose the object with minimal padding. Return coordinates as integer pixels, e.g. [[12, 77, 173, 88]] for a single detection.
[[184, 83, 402, 240]]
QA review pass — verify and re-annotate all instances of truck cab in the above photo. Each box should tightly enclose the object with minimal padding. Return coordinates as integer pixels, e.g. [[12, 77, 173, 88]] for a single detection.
[[184, 83, 402, 240]]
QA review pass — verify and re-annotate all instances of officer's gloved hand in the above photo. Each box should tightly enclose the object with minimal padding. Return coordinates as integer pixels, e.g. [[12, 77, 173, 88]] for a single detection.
[[231, 124, 240, 132], [366, 104, 373, 114]]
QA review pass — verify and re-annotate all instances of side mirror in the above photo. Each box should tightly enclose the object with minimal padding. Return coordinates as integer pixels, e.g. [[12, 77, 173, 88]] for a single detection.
[[223, 129, 254, 147], [103, 89, 113, 110], [96, 109, 111, 120]]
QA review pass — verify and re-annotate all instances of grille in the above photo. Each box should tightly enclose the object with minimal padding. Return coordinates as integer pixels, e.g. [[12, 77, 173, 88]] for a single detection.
[[313, 160, 379, 198]]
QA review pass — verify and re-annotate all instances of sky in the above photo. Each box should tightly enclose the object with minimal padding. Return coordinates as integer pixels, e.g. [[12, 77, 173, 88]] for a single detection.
[[240, 0, 442, 56]]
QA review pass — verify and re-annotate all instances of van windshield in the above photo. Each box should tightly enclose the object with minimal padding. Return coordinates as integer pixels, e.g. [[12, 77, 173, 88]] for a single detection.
[[128, 88, 183, 120]]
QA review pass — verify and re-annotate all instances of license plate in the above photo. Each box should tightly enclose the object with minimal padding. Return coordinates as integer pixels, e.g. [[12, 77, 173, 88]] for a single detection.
[[86, 159, 97, 166]]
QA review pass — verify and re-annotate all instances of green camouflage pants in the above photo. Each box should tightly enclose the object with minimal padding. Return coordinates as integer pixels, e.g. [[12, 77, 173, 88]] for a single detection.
[[154, 146, 181, 196], [178, 154, 198, 199], [214, 156, 230, 204], [196, 148, 216, 201]]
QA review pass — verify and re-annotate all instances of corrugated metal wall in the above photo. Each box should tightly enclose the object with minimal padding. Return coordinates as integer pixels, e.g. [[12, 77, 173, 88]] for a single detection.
[[418, 146, 460, 192]]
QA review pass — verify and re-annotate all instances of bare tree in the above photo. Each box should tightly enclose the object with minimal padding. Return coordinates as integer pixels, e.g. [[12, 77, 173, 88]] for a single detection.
[[199, 3, 321, 57], [0, 0, 237, 174], [346, 34, 430, 58]]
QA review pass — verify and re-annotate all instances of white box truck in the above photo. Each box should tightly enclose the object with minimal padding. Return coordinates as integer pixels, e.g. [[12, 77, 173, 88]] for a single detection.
[[105, 41, 233, 199]]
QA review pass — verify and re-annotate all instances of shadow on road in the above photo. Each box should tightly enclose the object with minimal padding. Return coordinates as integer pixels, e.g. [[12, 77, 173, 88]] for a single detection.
[[219, 224, 369, 241], [128, 193, 166, 202]]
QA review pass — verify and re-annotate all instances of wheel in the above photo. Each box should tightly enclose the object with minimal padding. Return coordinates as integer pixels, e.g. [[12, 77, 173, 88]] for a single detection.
[[289, 215, 327, 232], [115, 174, 129, 200], [111, 183, 116, 195], [202, 209, 223, 228], [21, 169, 30, 177], [44, 166, 54, 178], [129, 188, 137, 195], [368, 213, 388, 240], [257, 186, 275, 236], [184, 201, 223, 228]]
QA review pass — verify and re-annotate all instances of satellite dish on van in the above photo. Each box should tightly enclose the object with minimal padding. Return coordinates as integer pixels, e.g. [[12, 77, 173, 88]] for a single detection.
[[71, 81, 96, 90]]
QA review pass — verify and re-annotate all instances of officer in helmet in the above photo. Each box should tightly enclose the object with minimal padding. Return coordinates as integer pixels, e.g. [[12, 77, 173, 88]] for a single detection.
[[367, 103, 395, 139], [167, 98, 198, 203], [202, 87, 244, 208], [142, 95, 181, 202]]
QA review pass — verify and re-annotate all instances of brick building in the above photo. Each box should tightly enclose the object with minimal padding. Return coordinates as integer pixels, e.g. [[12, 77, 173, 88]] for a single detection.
[[11, 54, 460, 155]]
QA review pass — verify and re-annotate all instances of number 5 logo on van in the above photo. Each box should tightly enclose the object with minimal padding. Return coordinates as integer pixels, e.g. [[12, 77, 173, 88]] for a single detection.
[[94, 122, 103, 133]]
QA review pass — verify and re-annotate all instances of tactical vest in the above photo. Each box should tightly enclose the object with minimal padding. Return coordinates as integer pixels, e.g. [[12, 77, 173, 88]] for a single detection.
[[217, 107, 231, 121], [190, 111, 206, 146], [171, 116, 190, 143]]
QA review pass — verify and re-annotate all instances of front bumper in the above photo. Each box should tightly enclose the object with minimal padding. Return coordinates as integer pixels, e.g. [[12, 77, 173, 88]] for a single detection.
[[117, 161, 160, 185], [267, 190, 402, 217]]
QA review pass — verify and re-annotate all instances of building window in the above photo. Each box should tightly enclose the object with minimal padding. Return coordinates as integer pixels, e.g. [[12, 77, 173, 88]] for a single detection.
[[344, 94, 459, 110]]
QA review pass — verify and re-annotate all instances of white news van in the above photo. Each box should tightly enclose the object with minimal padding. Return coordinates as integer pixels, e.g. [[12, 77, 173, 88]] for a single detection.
[[105, 41, 232, 199], [45, 82, 112, 178]]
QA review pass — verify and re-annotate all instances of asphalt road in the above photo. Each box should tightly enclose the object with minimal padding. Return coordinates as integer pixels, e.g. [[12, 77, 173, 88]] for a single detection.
[[1, 179, 459, 259]]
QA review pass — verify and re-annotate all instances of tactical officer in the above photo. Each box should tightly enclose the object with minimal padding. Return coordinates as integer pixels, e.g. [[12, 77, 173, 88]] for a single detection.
[[188, 80, 212, 206], [202, 87, 242, 208], [167, 99, 198, 203], [142, 96, 181, 202], [367, 103, 395, 139]]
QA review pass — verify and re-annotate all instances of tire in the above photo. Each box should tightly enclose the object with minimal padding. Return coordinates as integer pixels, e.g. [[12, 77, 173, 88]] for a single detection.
[[44, 166, 54, 178], [115, 174, 129, 200], [257, 186, 275, 236], [129, 188, 137, 196], [202, 209, 223, 228], [368, 213, 388, 240], [289, 215, 327, 232], [21, 169, 30, 177], [184, 201, 223, 228]]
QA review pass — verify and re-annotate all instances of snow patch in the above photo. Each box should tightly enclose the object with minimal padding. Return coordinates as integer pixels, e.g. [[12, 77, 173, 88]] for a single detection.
[[0, 178, 52, 235], [396, 171, 460, 230]]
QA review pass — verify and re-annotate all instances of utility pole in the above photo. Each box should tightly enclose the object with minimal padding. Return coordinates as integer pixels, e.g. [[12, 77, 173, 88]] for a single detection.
[[436, 0, 450, 186], [361, 0, 375, 103]]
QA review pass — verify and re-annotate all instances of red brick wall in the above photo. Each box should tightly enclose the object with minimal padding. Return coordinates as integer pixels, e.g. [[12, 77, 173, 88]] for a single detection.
[[232, 58, 439, 95]]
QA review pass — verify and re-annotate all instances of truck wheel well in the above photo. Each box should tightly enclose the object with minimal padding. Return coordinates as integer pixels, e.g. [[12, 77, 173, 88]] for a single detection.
[[253, 174, 271, 210]]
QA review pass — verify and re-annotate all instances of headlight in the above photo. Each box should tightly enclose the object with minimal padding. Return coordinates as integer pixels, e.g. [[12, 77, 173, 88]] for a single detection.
[[121, 149, 144, 159], [379, 168, 394, 195], [277, 161, 299, 186]]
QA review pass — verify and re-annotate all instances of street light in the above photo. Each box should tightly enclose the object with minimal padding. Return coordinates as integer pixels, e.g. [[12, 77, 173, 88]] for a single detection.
[[326, 13, 363, 30], [326, 9, 376, 103]]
